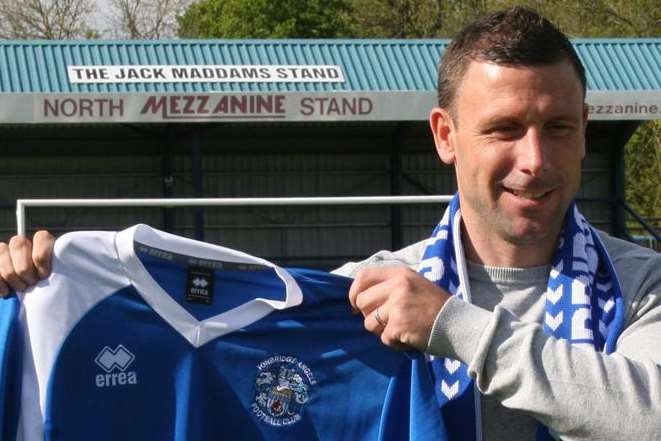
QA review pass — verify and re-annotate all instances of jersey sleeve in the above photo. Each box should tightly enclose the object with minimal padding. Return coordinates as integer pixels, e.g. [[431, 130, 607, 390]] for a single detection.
[[0, 295, 22, 441]]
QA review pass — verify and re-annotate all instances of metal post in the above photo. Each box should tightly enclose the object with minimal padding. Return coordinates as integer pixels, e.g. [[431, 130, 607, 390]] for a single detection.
[[390, 126, 403, 250], [162, 129, 175, 232], [191, 131, 205, 241], [16, 201, 25, 236], [16, 195, 455, 235], [613, 140, 626, 238]]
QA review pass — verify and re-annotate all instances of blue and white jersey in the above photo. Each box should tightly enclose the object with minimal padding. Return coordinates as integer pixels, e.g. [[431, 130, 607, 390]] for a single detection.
[[6, 224, 446, 441]]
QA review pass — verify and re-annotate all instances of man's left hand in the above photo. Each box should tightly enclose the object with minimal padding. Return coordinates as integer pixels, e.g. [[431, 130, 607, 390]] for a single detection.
[[348, 266, 451, 351]]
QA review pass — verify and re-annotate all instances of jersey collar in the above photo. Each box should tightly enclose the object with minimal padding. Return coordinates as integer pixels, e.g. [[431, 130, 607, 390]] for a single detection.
[[115, 224, 303, 347]]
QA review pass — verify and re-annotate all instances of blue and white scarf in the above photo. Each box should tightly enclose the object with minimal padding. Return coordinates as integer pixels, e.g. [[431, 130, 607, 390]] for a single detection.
[[418, 194, 625, 441]]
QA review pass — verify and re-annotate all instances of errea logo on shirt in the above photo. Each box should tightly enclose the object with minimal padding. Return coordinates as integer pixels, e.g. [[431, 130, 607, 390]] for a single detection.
[[94, 345, 138, 388], [192, 277, 208, 289]]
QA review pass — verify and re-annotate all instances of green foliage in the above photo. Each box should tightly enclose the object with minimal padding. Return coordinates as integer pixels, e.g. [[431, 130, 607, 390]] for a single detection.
[[178, 0, 660, 39], [345, 0, 491, 38], [344, 0, 661, 38], [347, 0, 443, 38], [625, 121, 661, 228], [492, 0, 661, 38], [178, 0, 354, 38]]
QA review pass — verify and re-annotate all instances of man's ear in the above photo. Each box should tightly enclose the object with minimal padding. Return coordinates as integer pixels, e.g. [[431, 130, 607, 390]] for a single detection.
[[429, 107, 457, 165]]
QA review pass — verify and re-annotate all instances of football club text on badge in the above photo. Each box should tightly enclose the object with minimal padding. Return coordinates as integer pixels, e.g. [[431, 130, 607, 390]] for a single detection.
[[251, 356, 316, 427]]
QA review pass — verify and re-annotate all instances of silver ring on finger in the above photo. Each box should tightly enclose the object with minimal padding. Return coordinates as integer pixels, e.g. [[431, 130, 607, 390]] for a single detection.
[[374, 307, 386, 327]]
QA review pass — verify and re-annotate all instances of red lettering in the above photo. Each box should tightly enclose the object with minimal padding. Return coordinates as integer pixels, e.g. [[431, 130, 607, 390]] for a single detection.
[[359, 98, 373, 115], [197, 96, 210, 113], [182, 96, 195, 114], [141, 96, 167, 116], [169, 96, 182, 114]]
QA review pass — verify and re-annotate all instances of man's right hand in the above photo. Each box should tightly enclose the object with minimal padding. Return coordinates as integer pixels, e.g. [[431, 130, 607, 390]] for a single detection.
[[0, 231, 55, 295]]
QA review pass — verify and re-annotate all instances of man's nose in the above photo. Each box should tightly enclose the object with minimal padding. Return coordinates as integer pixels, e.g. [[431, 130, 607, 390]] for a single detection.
[[516, 128, 548, 176]]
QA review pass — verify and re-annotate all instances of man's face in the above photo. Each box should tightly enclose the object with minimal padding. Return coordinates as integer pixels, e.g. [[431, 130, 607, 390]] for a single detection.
[[430, 60, 587, 250]]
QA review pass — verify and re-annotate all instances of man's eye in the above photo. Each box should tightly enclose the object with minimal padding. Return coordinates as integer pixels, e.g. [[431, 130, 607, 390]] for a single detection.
[[547, 124, 572, 135], [489, 126, 519, 137]]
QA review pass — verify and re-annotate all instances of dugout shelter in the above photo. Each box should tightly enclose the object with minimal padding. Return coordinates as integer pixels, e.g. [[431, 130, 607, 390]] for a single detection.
[[1, 39, 660, 269]]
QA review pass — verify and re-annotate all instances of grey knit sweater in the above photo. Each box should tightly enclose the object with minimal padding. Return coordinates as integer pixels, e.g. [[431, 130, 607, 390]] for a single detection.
[[333, 232, 661, 441]]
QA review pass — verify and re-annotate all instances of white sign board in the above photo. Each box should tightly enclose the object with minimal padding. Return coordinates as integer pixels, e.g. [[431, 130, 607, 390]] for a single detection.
[[585, 91, 660, 120], [25, 92, 433, 122], [0, 91, 658, 124], [67, 65, 345, 84]]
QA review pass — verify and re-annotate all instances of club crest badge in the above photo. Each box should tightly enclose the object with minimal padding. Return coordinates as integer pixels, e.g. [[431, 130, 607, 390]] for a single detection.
[[251, 355, 316, 426]]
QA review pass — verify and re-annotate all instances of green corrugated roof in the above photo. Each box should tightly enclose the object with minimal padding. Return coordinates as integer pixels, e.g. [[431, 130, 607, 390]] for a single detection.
[[0, 38, 658, 93]]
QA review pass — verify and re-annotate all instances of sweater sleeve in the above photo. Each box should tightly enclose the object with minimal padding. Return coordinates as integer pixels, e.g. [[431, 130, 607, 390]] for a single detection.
[[426, 250, 661, 441], [331, 240, 427, 277]]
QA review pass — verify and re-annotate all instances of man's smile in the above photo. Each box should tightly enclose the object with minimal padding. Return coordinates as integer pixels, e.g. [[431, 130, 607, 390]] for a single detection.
[[502, 186, 554, 201]]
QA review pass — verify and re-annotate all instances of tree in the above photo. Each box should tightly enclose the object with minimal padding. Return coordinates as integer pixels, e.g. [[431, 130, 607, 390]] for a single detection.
[[492, 0, 661, 38], [177, 0, 489, 40], [106, 0, 193, 39], [347, 0, 490, 38], [0, 0, 194, 39], [347, 0, 442, 38], [0, 0, 95, 39], [625, 121, 661, 231], [178, 0, 354, 38]]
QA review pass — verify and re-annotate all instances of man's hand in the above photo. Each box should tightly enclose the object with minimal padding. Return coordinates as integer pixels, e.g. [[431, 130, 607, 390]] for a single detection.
[[348, 266, 451, 352], [0, 231, 54, 295]]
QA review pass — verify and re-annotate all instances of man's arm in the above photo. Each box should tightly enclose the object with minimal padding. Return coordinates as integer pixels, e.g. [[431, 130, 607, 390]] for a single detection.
[[432, 294, 661, 440], [0, 231, 54, 295], [348, 243, 661, 440], [447, 249, 661, 440]]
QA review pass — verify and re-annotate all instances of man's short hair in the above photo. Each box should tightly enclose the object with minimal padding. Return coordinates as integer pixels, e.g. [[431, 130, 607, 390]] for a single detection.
[[437, 7, 587, 112]]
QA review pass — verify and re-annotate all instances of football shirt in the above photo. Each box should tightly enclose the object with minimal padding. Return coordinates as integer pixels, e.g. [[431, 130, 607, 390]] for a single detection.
[[9, 224, 446, 441]]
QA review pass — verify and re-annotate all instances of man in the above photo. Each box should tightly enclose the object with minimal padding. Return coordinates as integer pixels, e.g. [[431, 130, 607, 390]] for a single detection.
[[1, 7, 660, 441]]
